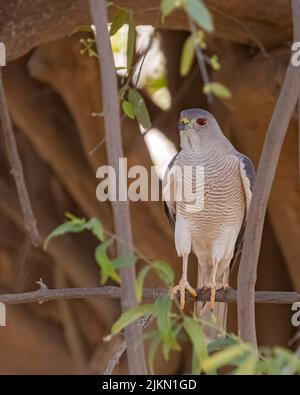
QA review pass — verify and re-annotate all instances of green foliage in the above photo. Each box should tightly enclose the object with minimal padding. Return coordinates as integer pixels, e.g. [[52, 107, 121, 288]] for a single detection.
[[48, 215, 300, 376], [111, 255, 137, 269], [135, 266, 151, 302], [70, 25, 94, 35], [95, 239, 120, 284], [135, 260, 174, 302], [44, 213, 104, 249], [109, 6, 135, 72], [146, 74, 168, 92], [210, 54, 221, 71], [147, 332, 161, 374], [45, 213, 135, 286], [160, 0, 213, 32], [180, 35, 195, 77], [180, 31, 209, 77], [104, 303, 156, 341], [183, 316, 207, 373], [152, 260, 174, 286], [127, 17, 136, 71], [202, 342, 251, 373], [128, 88, 152, 129], [121, 100, 135, 119], [233, 353, 257, 375], [203, 82, 232, 99], [155, 296, 181, 359], [183, 0, 213, 32], [160, 0, 181, 21], [110, 9, 130, 36]]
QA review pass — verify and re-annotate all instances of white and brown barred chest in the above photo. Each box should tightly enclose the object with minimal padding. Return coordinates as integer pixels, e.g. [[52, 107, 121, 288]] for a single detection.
[[174, 148, 245, 237]]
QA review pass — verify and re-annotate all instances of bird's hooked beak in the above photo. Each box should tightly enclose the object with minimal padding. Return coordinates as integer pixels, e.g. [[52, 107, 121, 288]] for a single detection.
[[179, 117, 191, 131]]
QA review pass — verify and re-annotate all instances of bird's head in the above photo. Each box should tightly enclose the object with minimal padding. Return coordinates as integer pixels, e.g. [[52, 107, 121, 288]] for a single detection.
[[178, 108, 225, 151]]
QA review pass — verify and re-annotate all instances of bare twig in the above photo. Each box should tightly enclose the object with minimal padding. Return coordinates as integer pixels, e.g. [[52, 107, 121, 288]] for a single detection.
[[0, 68, 41, 247], [0, 286, 299, 305], [188, 18, 213, 105], [237, 0, 300, 348], [103, 314, 154, 375], [89, 0, 147, 374]]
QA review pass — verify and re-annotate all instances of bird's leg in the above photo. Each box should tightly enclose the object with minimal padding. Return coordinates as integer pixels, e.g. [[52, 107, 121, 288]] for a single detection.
[[208, 261, 219, 311], [171, 253, 197, 310]]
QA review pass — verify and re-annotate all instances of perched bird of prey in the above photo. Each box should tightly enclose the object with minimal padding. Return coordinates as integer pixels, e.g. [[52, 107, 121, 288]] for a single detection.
[[163, 108, 255, 334]]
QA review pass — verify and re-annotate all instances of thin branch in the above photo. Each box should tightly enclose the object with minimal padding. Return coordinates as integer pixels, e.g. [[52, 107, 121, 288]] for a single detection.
[[103, 315, 154, 375], [0, 67, 41, 247], [188, 18, 213, 105], [89, 0, 147, 374], [237, 0, 300, 349], [0, 286, 299, 305]]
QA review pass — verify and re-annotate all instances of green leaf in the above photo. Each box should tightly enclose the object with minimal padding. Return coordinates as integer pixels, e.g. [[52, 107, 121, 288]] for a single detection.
[[202, 343, 250, 373], [127, 17, 135, 71], [112, 255, 137, 269], [203, 82, 232, 99], [44, 214, 106, 249], [110, 9, 130, 36], [160, 0, 177, 21], [183, 316, 207, 373], [183, 0, 213, 32], [106, 304, 156, 339], [207, 336, 237, 353], [142, 330, 157, 340], [233, 353, 257, 375], [122, 100, 135, 119], [148, 332, 161, 374], [136, 266, 151, 302], [155, 296, 180, 360], [95, 239, 120, 284], [70, 25, 93, 36], [128, 88, 151, 129], [152, 260, 174, 286], [146, 75, 167, 91], [210, 54, 221, 71], [180, 35, 195, 77], [44, 218, 86, 249], [85, 218, 105, 241]]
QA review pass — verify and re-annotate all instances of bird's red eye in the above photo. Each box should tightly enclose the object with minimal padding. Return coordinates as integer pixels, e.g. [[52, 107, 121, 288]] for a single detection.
[[196, 117, 207, 126]]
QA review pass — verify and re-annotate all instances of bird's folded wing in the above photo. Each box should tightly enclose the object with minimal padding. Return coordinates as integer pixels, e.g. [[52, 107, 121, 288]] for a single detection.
[[230, 153, 256, 270], [162, 154, 178, 229], [238, 154, 256, 214]]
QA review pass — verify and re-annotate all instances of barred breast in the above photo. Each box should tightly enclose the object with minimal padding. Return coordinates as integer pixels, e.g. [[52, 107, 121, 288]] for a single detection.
[[175, 147, 245, 240]]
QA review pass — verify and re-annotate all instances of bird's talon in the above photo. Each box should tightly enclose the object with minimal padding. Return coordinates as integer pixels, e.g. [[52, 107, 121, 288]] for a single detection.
[[171, 280, 196, 310]]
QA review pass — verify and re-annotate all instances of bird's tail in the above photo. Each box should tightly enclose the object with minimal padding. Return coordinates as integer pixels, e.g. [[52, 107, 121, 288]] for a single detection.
[[194, 269, 229, 340]]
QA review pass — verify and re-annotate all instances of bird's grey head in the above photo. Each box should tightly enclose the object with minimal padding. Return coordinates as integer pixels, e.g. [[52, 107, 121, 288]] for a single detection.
[[178, 108, 226, 151]]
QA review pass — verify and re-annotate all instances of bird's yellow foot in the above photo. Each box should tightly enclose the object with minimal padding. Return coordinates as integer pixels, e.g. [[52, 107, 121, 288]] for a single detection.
[[171, 280, 197, 310], [202, 283, 228, 311]]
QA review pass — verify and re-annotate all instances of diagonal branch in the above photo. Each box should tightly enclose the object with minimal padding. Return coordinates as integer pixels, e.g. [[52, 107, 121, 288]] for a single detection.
[[89, 0, 147, 374], [237, 0, 300, 348], [188, 18, 213, 105], [0, 67, 41, 247], [103, 315, 154, 375]]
